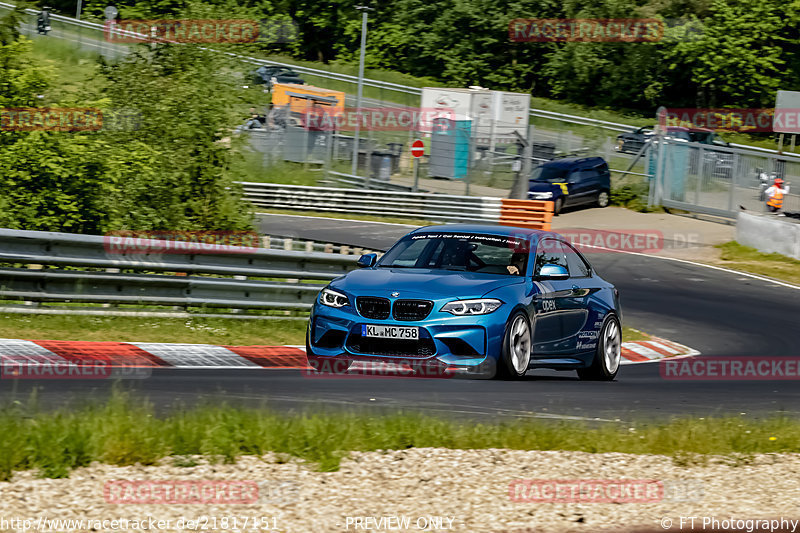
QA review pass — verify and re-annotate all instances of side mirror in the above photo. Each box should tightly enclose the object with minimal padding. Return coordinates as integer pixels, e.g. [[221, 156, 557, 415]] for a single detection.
[[357, 253, 377, 268], [537, 264, 569, 280]]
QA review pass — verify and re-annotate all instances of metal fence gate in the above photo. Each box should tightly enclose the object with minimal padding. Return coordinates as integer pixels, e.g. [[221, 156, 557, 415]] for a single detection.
[[651, 138, 800, 218]]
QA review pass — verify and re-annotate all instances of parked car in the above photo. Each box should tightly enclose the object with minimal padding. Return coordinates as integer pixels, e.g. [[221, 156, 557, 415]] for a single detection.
[[528, 156, 611, 215], [615, 125, 700, 154], [251, 65, 305, 90], [615, 126, 655, 154]]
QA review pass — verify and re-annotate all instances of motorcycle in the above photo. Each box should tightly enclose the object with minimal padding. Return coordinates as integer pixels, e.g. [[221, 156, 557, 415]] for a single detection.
[[756, 168, 776, 201]]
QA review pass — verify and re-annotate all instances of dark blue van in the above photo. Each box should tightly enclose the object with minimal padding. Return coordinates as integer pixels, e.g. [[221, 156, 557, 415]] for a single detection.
[[528, 156, 611, 215]]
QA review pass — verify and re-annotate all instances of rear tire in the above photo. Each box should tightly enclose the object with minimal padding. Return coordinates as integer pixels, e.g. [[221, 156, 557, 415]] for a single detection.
[[495, 311, 531, 379], [577, 314, 621, 381]]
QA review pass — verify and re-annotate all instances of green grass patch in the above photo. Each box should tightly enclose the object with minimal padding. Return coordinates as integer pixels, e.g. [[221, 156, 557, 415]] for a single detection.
[[0, 314, 306, 345], [232, 155, 326, 187], [715, 241, 800, 285], [1, 390, 798, 480], [29, 36, 100, 99], [622, 327, 651, 342]]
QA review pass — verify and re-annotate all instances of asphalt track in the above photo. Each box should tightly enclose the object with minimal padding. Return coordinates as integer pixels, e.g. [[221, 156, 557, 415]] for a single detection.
[[3, 215, 800, 421]]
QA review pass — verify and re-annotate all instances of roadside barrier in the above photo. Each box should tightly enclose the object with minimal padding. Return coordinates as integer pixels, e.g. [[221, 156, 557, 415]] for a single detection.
[[0, 229, 355, 316], [499, 199, 554, 230], [237, 182, 553, 227]]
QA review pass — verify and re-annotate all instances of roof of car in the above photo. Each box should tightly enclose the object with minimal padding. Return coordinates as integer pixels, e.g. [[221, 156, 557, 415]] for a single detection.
[[538, 156, 606, 169], [410, 224, 552, 238]]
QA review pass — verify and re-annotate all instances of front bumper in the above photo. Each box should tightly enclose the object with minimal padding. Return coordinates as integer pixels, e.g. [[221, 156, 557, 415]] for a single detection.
[[307, 303, 509, 368]]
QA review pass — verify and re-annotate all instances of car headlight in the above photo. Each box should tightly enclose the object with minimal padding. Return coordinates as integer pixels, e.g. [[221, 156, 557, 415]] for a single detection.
[[320, 288, 349, 308], [531, 191, 553, 199], [441, 298, 503, 316]]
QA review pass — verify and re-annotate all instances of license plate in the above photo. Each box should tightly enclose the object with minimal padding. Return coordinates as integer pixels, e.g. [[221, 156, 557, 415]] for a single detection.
[[362, 324, 419, 339]]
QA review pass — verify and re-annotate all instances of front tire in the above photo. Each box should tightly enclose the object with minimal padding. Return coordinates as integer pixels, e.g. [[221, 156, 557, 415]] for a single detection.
[[597, 190, 610, 208], [496, 311, 531, 379], [554, 197, 564, 216], [577, 314, 621, 381]]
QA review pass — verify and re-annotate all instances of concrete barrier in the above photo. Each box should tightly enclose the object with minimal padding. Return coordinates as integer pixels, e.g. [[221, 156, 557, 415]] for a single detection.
[[736, 211, 800, 259]]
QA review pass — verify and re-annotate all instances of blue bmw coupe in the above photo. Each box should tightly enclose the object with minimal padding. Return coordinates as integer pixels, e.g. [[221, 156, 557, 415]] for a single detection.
[[306, 224, 622, 380]]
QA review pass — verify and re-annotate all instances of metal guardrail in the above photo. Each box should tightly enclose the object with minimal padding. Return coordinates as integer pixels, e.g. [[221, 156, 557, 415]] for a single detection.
[[236, 182, 502, 222], [0, 229, 356, 314], [321, 171, 418, 192]]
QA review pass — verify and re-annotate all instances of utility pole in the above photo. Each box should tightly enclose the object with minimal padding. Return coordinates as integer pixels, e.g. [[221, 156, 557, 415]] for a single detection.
[[350, 5, 373, 177]]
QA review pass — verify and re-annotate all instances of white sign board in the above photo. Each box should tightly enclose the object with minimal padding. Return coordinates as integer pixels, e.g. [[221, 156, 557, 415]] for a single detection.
[[774, 90, 800, 134], [420, 87, 530, 144]]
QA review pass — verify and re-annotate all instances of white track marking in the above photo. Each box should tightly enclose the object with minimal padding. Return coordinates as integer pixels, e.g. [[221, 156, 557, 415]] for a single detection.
[[0, 339, 69, 365], [622, 343, 667, 360], [131, 343, 260, 368], [646, 341, 681, 354]]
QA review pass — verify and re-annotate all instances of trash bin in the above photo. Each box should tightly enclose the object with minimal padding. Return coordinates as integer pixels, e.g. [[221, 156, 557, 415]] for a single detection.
[[386, 142, 404, 173], [370, 150, 393, 181]]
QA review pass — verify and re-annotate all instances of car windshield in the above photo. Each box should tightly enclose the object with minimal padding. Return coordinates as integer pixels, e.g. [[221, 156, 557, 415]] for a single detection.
[[530, 165, 568, 182], [378, 233, 530, 275]]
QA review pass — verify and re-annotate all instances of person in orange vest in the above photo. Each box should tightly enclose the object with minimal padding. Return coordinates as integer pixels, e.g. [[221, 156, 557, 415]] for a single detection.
[[765, 177, 789, 213]]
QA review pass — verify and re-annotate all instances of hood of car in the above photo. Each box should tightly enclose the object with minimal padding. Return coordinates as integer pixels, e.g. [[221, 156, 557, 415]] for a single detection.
[[332, 268, 524, 300]]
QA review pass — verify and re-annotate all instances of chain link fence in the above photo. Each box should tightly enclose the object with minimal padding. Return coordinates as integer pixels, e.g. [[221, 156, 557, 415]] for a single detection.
[[652, 138, 800, 218]]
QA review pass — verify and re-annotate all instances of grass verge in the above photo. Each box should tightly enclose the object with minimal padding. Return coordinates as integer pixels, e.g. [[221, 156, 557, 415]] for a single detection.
[[622, 327, 651, 342], [714, 241, 800, 285], [0, 314, 307, 345], [1, 390, 798, 480]]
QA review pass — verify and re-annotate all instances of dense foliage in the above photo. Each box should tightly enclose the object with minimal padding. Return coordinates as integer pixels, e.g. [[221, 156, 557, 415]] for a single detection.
[[0, 6, 252, 233], [45, 0, 800, 111]]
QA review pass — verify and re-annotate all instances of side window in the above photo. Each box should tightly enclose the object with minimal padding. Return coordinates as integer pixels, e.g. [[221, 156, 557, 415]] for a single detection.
[[566, 169, 581, 183], [562, 241, 591, 278], [534, 238, 568, 276]]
